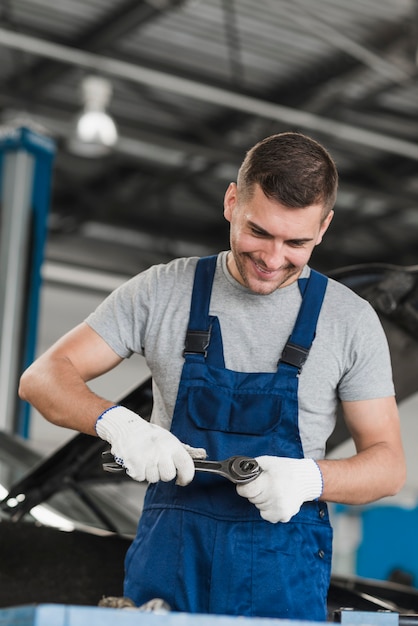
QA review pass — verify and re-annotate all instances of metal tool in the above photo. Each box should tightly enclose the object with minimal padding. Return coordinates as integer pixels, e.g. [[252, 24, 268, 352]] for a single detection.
[[102, 450, 262, 484], [193, 456, 262, 484], [102, 450, 126, 473]]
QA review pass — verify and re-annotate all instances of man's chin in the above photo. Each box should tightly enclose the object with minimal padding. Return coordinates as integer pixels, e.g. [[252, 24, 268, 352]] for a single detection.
[[247, 279, 286, 295], [247, 271, 299, 294]]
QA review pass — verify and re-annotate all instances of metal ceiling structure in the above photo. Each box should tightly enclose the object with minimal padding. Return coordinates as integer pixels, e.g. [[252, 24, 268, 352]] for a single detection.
[[0, 0, 417, 278]]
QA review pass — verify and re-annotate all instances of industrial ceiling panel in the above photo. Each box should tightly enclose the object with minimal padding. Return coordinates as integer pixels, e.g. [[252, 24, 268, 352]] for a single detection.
[[5, 0, 108, 37], [0, 0, 416, 275]]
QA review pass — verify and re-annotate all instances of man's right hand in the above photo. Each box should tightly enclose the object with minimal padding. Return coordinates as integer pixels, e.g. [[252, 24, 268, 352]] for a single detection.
[[95, 405, 206, 486]]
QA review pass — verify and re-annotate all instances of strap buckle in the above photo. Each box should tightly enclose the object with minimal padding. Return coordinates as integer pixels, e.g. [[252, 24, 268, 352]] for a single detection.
[[279, 341, 309, 371], [183, 328, 211, 357]]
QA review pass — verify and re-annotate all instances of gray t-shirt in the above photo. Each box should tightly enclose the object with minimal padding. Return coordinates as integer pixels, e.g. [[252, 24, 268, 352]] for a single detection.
[[86, 251, 395, 459]]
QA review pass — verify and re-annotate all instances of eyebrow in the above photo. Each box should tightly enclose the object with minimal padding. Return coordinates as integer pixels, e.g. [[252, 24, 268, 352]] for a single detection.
[[248, 220, 314, 244], [248, 220, 271, 237]]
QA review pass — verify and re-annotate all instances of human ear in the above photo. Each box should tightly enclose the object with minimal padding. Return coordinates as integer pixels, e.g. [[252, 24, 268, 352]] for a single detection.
[[316, 210, 334, 245], [223, 182, 238, 223]]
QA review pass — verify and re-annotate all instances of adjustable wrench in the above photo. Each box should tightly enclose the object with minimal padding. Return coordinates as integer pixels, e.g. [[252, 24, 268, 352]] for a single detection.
[[102, 451, 262, 484]]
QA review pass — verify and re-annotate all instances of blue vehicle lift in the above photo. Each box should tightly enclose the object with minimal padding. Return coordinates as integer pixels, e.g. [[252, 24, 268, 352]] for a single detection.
[[0, 126, 55, 437]]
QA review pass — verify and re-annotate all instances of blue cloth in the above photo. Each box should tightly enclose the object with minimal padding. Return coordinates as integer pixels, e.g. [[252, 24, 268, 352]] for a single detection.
[[124, 255, 332, 620]]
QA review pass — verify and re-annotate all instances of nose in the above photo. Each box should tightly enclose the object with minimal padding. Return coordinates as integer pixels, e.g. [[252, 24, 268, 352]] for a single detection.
[[259, 241, 285, 270]]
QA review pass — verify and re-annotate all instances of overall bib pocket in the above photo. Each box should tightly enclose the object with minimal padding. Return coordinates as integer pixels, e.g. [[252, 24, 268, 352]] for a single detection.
[[187, 385, 281, 434]]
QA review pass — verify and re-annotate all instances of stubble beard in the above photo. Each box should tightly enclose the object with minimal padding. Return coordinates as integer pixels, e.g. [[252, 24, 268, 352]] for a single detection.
[[233, 252, 299, 295]]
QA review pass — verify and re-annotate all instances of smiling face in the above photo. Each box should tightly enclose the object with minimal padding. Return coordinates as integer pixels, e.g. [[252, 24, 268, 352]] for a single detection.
[[224, 182, 333, 295]]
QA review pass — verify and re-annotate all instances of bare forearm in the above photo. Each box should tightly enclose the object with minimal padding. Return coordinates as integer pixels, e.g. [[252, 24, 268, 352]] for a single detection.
[[317, 442, 406, 505], [19, 356, 113, 436]]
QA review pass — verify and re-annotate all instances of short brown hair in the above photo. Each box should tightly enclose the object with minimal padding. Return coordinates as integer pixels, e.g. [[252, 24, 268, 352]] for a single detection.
[[237, 132, 338, 218]]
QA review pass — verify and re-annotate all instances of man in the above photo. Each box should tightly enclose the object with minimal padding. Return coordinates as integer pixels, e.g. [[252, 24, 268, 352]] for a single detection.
[[19, 132, 405, 621]]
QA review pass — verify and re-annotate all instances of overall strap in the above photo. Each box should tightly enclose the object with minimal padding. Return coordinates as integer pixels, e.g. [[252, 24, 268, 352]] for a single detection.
[[279, 270, 328, 372], [183, 255, 219, 361]]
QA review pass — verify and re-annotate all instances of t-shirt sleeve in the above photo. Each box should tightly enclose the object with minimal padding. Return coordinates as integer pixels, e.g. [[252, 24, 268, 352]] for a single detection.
[[84, 257, 198, 363], [85, 271, 151, 359]]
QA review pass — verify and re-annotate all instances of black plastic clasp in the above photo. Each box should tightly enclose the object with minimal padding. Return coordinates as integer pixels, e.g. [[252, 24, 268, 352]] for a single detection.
[[279, 341, 309, 371], [183, 328, 211, 357]]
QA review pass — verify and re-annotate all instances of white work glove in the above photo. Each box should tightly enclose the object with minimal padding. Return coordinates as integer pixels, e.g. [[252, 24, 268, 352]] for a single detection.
[[236, 456, 323, 523], [95, 405, 206, 486]]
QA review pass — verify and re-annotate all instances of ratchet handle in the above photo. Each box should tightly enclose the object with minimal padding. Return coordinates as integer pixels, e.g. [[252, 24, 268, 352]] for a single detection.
[[101, 450, 262, 484], [194, 455, 262, 484]]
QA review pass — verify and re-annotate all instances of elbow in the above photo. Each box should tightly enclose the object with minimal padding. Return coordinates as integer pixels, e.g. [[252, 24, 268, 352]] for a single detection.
[[18, 366, 36, 404], [387, 460, 407, 497], [395, 467, 407, 496], [18, 370, 28, 401]]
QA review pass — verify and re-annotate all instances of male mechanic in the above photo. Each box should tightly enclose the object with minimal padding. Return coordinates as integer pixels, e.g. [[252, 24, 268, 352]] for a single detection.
[[19, 132, 405, 620]]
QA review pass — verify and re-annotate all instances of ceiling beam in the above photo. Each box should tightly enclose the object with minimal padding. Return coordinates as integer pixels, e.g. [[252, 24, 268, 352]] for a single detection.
[[8, 0, 186, 93], [0, 96, 243, 168], [1, 27, 418, 161], [285, 0, 414, 84]]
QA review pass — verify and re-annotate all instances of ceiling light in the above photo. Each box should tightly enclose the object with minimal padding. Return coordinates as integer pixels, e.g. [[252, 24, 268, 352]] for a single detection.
[[68, 75, 118, 157]]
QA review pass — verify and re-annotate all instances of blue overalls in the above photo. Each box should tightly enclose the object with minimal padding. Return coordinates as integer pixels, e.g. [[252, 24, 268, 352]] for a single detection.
[[124, 255, 333, 620]]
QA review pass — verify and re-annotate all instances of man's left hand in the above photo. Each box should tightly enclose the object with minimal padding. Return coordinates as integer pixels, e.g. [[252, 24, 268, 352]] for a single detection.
[[236, 456, 323, 523]]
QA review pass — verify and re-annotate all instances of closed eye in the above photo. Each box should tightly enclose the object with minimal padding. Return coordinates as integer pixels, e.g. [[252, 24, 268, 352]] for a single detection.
[[248, 222, 272, 238], [287, 239, 310, 247], [251, 227, 270, 238]]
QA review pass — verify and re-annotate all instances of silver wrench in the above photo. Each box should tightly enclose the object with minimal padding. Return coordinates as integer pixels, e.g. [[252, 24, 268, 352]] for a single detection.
[[102, 451, 262, 484], [193, 455, 262, 484]]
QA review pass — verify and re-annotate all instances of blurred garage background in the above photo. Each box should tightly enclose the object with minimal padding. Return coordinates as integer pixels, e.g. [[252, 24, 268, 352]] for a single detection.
[[1, 0, 418, 598]]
